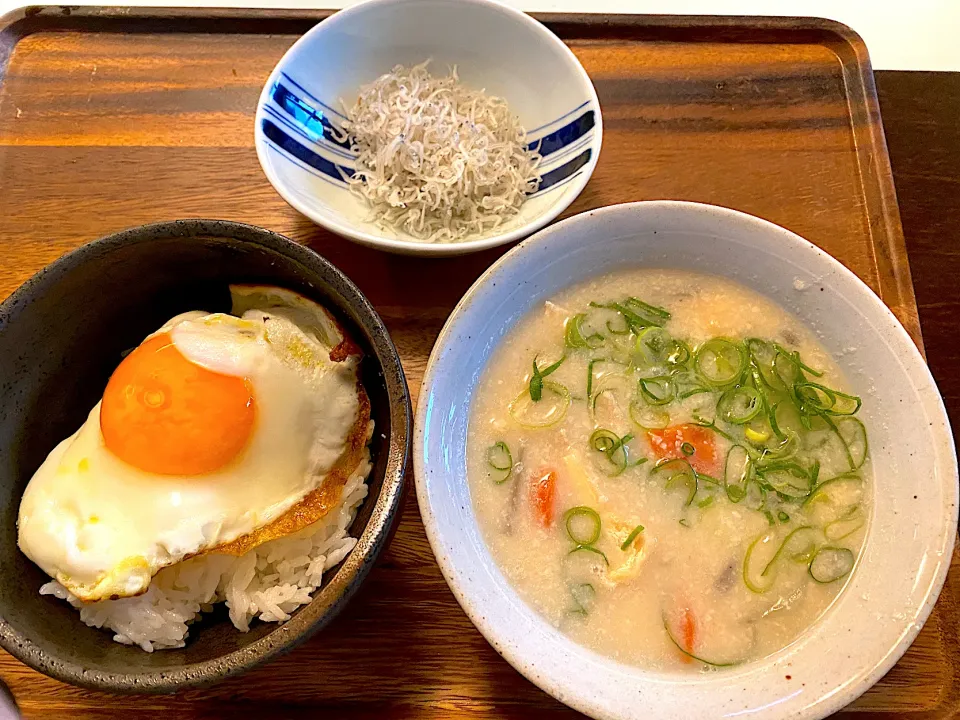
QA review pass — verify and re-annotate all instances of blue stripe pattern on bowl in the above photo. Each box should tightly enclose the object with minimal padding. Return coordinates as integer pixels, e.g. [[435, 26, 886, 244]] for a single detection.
[[260, 80, 596, 196]]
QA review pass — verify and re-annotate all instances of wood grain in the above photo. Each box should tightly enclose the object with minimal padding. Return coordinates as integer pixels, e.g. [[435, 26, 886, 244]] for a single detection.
[[0, 8, 955, 718]]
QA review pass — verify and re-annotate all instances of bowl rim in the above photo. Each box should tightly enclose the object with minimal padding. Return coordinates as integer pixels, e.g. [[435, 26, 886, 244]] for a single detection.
[[413, 200, 959, 719], [253, 0, 604, 256], [0, 218, 412, 693]]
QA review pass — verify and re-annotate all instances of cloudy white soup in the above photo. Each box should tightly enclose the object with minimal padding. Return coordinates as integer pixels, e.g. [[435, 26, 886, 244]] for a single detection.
[[467, 269, 870, 669]]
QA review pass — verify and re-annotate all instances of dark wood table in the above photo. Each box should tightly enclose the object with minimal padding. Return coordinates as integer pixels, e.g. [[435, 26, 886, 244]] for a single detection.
[[0, 47, 956, 717], [876, 72, 960, 429]]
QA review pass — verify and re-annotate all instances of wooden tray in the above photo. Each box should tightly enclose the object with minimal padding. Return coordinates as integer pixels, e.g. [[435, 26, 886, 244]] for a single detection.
[[1, 7, 956, 719]]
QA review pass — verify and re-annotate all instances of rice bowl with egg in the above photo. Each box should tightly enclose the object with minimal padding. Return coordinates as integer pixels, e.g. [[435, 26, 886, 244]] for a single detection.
[[39, 464, 370, 651], [18, 285, 375, 651]]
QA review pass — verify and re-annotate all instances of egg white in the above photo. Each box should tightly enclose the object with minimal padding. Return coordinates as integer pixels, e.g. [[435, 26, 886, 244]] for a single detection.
[[17, 295, 362, 601]]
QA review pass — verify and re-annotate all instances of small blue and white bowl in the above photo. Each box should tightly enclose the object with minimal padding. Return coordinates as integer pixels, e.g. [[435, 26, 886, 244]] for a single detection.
[[254, 0, 603, 256]]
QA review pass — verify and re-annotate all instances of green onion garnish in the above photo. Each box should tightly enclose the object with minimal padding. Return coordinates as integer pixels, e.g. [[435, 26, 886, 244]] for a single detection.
[[620, 525, 645, 550], [565, 314, 604, 350], [717, 386, 762, 424], [529, 354, 565, 402], [653, 458, 698, 506], [808, 546, 855, 583], [662, 614, 747, 667], [485, 441, 513, 484], [509, 381, 570, 429], [639, 375, 675, 405], [564, 506, 602, 546], [589, 428, 643, 476], [694, 338, 746, 388], [568, 544, 609, 565]]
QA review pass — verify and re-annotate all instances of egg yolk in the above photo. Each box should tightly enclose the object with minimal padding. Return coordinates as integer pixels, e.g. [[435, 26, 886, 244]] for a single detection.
[[100, 333, 255, 475]]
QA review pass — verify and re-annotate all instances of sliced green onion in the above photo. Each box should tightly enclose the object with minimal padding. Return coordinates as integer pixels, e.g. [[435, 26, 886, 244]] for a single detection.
[[726, 484, 746, 502], [694, 338, 746, 388], [717, 386, 762, 424], [621, 525, 645, 551], [625, 296, 671, 321], [773, 350, 803, 387], [589, 373, 633, 423], [692, 415, 737, 442], [639, 375, 675, 405], [609, 299, 668, 330], [802, 473, 863, 524], [581, 303, 630, 336], [696, 471, 722, 487], [681, 441, 695, 456], [486, 441, 513, 484], [724, 445, 752, 501], [697, 495, 715, 508], [675, 373, 711, 399], [808, 546, 855, 583], [744, 478, 768, 511], [746, 338, 784, 390], [662, 615, 746, 667], [679, 518, 692, 528], [568, 544, 609, 565], [743, 531, 777, 593], [628, 395, 670, 430], [589, 428, 640, 476], [815, 411, 856, 469], [761, 526, 819, 577], [529, 354, 565, 402], [772, 400, 805, 438], [666, 340, 692, 367], [509, 381, 570, 429], [634, 326, 674, 366], [757, 462, 812, 500], [590, 300, 665, 333], [825, 512, 865, 541], [564, 506, 602, 546], [653, 458, 698, 506], [565, 314, 604, 349], [586, 358, 605, 397], [756, 432, 800, 465], [772, 343, 824, 378], [794, 382, 862, 417], [837, 417, 868, 469], [777, 510, 790, 523], [590, 428, 619, 454]]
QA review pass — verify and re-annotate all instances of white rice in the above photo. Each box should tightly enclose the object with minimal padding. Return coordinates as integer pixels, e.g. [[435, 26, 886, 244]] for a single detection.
[[39, 454, 372, 652]]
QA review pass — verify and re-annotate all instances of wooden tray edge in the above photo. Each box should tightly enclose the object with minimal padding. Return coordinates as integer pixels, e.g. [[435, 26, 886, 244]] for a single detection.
[[0, 7, 919, 352], [0, 5, 950, 716]]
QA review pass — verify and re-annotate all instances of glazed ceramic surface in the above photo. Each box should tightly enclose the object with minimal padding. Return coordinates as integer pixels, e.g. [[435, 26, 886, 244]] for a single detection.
[[0, 220, 411, 692], [254, 0, 602, 256], [415, 201, 958, 720]]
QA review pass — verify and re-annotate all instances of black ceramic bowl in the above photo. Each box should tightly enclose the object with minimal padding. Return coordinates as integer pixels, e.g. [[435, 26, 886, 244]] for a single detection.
[[0, 220, 411, 692]]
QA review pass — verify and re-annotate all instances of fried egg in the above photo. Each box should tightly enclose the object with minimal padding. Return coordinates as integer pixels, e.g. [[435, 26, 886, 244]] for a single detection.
[[17, 286, 369, 602]]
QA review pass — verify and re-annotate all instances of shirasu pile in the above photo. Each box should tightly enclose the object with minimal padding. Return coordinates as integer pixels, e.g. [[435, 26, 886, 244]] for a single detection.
[[338, 61, 542, 243]]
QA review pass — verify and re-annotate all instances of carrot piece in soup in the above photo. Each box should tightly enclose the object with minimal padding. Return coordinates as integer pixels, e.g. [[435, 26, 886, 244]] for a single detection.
[[667, 606, 698, 664], [646, 424, 721, 476], [531, 469, 558, 528], [680, 607, 697, 656]]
